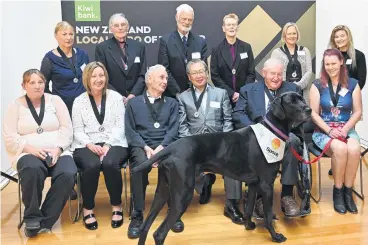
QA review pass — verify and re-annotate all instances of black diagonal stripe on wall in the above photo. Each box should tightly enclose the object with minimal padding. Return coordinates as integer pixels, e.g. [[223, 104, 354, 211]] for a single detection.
[[259, 1, 315, 27]]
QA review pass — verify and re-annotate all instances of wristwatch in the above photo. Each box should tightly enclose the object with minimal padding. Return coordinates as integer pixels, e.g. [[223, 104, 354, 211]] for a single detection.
[[58, 146, 64, 153], [103, 143, 111, 149]]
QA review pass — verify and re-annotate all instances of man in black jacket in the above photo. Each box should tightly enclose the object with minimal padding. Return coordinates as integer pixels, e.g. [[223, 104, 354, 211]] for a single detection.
[[95, 13, 146, 104], [125, 64, 183, 239], [158, 4, 208, 97], [211, 13, 256, 107]]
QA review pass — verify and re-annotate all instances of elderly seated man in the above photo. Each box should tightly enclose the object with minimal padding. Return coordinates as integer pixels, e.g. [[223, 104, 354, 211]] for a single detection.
[[232, 58, 304, 218], [178, 59, 244, 224], [125, 64, 182, 239]]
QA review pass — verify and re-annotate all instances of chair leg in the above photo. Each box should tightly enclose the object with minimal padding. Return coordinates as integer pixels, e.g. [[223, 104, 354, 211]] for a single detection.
[[17, 178, 24, 229], [123, 167, 128, 214], [352, 157, 364, 200], [311, 159, 322, 204], [73, 172, 82, 222]]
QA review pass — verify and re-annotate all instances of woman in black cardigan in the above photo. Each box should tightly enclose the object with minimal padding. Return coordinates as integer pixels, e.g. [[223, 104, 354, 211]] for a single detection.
[[329, 25, 366, 89]]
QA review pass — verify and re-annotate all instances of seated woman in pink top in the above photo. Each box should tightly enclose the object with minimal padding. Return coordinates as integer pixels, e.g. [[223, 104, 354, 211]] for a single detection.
[[3, 69, 77, 237]]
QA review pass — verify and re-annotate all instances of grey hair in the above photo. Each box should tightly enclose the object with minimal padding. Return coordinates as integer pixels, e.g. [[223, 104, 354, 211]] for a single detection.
[[109, 13, 129, 27], [145, 64, 166, 83], [176, 4, 194, 18], [263, 58, 284, 70], [186, 59, 208, 74]]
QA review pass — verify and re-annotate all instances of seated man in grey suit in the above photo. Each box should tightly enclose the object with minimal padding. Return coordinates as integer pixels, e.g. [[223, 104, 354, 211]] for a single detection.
[[232, 58, 303, 218], [178, 59, 244, 224]]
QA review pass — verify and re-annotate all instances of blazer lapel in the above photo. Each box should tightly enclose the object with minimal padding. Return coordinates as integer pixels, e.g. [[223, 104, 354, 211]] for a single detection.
[[204, 86, 214, 117], [172, 31, 187, 63], [254, 81, 266, 114], [234, 39, 241, 71], [187, 32, 195, 60], [108, 38, 126, 75], [220, 39, 233, 71], [125, 39, 135, 74]]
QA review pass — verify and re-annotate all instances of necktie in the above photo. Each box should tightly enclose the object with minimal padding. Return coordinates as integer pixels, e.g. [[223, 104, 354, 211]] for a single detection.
[[182, 36, 188, 56], [119, 42, 127, 64], [267, 90, 276, 111]]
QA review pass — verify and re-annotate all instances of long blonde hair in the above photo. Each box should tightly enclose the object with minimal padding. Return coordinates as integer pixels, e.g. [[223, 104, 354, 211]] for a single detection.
[[329, 25, 356, 69]]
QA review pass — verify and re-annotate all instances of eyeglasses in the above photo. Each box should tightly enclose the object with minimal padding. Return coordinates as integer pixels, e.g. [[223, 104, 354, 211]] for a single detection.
[[189, 70, 206, 76]]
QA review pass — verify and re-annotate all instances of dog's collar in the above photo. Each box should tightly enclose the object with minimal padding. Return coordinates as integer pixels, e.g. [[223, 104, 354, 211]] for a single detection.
[[263, 117, 289, 141]]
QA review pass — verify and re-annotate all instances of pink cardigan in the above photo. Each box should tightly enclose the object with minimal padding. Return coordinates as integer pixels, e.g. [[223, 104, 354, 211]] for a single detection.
[[3, 93, 73, 168]]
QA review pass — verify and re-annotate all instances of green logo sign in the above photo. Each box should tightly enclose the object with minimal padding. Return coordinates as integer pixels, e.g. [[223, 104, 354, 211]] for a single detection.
[[75, 1, 101, 21]]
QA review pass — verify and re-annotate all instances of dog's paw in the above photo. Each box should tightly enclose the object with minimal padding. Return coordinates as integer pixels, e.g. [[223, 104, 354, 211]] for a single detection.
[[245, 221, 256, 230], [272, 233, 287, 243]]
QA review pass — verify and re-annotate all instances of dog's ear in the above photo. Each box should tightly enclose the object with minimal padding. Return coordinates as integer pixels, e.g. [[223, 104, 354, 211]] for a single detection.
[[271, 97, 285, 120]]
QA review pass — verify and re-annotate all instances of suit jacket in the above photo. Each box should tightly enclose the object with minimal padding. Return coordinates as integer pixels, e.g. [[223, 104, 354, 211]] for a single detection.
[[158, 31, 208, 97], [95, 37, 146, 97], [178, 84, 233, 137], [211, 38, 256, 99], [232, 79, 300, 129]]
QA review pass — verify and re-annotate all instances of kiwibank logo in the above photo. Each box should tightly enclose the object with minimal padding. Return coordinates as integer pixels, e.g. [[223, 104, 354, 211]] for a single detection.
[[74, 0, 101, 21]]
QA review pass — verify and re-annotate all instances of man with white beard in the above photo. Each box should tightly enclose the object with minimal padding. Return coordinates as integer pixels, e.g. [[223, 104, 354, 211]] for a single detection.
[[158, 4, 208, 98]]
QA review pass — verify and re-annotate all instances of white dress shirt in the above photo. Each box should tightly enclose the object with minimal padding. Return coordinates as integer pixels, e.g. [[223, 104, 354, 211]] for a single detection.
[[71, 89, 128, 150], [193, 85, 208, 112]]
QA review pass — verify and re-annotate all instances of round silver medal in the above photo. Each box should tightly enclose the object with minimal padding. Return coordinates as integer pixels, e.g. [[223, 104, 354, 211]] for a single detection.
[[73, 77, 79, 83], [99, 126, 105, 132], [194, 112, 199, 118], [232, 69, 236, 75], [154, 122, 160, 128], [37, 127, 43, 134], [292, 71, 297, 78]]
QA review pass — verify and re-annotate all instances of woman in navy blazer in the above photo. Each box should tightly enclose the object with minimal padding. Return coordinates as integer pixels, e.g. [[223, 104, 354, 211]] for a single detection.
[[40, 21, 89, 115]]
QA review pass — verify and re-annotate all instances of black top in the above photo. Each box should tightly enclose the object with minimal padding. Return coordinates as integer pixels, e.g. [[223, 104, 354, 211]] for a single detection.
[[341, 49, 367, 89], [281, 44, 302, 83], [125, 95, 179, 148]]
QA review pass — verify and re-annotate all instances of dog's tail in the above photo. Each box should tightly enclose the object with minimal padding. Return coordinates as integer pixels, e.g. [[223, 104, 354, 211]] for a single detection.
[[130, 146, 172, 173]]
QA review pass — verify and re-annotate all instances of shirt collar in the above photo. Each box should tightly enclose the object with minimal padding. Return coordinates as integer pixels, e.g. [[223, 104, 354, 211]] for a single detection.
[[193, 84, 208, 94], [178, 31, 189, 40], [146, 91, 162, 103]]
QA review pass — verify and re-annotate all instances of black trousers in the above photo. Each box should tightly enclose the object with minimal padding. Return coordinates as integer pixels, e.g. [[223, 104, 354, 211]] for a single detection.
[[17, 154, 77, 229], [129, 146, 155, 212], [73, 145, 129, 210]]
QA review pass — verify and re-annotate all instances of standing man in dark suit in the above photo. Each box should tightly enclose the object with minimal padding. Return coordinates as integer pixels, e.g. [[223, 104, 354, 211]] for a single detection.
[[232, 58, 303, 218], [95, 13, 146, 104], [158, 4, 208, 97], [178, 59, 244, 224], [211, 13, 256, 107]]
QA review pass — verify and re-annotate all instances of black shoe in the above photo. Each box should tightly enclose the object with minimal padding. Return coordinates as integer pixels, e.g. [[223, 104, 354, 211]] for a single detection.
[[24, 221, 40, 238], [199, 174, 216, 204], [83, 213, 98, 230], [111, 211, 123, 228], [171, 218, 184, 233], [70, 188, 77, 200], [333, 186, 347, 214], [344, 186, 358, 214], [128, 212, 143, 239], [224, 204, 244, 225]]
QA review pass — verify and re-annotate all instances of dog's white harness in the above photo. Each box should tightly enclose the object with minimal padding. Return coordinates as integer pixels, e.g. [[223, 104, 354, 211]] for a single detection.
[[250, 123, 286, 163]]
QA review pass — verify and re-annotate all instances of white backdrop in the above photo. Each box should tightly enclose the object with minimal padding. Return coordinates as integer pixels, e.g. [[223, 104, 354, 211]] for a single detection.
[[1, 0, 367, 179]]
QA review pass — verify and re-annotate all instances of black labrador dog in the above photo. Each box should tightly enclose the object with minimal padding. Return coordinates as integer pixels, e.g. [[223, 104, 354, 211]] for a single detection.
[[131, 92, 311, 244]]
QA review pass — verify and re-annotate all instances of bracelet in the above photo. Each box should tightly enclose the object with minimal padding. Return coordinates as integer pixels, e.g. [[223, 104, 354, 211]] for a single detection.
[[328, 128, 333, 135]]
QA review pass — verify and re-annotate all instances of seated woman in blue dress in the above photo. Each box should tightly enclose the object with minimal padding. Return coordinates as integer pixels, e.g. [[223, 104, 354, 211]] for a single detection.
[[309, 48, 362, 214]]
